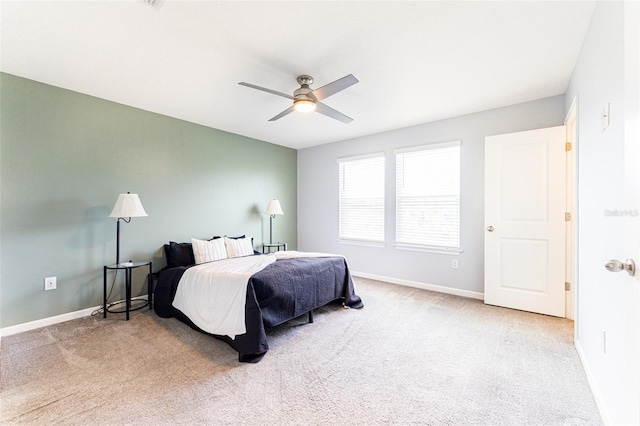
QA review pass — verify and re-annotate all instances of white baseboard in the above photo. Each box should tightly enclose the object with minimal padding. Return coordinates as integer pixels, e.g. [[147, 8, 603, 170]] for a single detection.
[[0, 296, 149, 338], [1, 277, 481, 337], [574, 340, 610, 425], [351, 271, 484, 300], [0, 306, 99, 337]]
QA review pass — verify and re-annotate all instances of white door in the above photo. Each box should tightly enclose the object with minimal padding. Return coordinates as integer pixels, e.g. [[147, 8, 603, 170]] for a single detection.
[[604, 4, 640, 421], [484, 126, 566, 317]]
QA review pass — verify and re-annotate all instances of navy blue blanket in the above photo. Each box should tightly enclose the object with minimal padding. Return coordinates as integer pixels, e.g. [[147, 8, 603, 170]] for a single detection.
[[154, 256, 363, 362]]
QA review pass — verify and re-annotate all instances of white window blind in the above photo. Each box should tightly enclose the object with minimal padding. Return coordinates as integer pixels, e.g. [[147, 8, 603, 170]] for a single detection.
[[338, 153, 385, 243], [395, 141, 460, 251]]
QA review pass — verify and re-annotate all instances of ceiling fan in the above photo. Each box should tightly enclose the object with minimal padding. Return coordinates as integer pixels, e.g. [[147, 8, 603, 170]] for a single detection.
[[238, 74, 359, 123]]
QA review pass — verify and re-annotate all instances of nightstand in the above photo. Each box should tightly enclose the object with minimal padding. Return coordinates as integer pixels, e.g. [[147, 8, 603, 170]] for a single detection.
[[263, 242, 287, 253], [103, 261, 152, 320]]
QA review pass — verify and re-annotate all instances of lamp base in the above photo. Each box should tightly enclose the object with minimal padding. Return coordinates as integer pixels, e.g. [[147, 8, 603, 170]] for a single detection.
[[269, 215, 274, 244], [116, 218, 121, 265]]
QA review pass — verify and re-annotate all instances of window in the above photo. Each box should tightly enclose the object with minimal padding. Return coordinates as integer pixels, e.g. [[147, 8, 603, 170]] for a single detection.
[[337, 153, 385, 244], [395, 141, 460, 253]]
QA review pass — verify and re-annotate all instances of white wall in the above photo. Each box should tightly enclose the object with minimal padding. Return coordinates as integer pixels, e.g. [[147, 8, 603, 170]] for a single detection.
[[298, 96, 564, 295], [565, 1, 639, 424]]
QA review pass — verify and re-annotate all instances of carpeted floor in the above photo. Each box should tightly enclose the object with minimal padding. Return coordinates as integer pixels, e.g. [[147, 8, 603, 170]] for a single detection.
[[0, 278, 601, 425]]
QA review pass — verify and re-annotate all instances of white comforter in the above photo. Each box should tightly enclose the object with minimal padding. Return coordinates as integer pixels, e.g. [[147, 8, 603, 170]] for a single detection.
[[172, 254, 276, 339]]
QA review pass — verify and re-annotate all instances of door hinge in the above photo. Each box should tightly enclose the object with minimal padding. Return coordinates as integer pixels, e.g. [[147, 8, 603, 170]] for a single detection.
[[565, 282, 571, 291], [565, 212, 572, 222], [566, 142, 572, 151]]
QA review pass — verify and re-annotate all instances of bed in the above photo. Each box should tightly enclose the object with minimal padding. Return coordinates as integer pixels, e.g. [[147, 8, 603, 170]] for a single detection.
[[153, 239, 363, 363]]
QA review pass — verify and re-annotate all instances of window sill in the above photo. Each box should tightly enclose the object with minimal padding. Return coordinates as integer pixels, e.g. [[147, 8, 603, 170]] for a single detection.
[[394, 243, 462, 255], [337, 239, 386, 248]]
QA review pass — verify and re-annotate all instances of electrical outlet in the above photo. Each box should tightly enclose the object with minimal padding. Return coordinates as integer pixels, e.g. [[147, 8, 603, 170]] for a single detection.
[[451, 259, 459, 269], [44, 276, 57, 291]]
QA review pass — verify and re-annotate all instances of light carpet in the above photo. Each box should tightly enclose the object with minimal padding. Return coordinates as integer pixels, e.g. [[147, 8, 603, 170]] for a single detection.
[[0, 278, 601, 425]]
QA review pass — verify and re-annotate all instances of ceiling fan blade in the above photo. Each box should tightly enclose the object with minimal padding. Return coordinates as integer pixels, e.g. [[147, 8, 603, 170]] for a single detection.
[[238, 82, 295, 100], [315, 102, 353, 124], [269, 105, 296, 121], [309, 74, 359, 102]]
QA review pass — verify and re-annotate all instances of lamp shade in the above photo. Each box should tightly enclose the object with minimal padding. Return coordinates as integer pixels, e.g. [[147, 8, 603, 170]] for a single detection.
[[109, 193, 148, 218], [264, 199, 284, 216]]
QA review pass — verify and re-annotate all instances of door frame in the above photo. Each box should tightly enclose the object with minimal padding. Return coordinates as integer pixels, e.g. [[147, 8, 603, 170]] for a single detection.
[[565, 97, 578, 322]]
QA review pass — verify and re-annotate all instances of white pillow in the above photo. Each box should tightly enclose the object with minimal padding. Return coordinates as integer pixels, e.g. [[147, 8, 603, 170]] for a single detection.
[[191, 238, 227, 264], [224, 236, 254, 258]]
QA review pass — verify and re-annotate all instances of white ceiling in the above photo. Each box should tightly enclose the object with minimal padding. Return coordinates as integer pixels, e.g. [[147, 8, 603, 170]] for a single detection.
[[1, 1, 596, 150]]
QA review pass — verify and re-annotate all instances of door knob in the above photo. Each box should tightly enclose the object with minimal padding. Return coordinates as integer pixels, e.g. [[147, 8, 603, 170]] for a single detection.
[[604, 258, 636, 276], [487, 226, 494, 232]]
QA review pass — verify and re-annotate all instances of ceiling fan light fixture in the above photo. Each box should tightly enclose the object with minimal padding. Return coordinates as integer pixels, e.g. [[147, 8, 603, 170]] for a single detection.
[[293, 98, 316, 113], [239, 74, 357, 123]]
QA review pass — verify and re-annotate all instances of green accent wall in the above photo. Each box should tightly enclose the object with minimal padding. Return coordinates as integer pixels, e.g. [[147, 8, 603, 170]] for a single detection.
[[0, 73, 297, 328]]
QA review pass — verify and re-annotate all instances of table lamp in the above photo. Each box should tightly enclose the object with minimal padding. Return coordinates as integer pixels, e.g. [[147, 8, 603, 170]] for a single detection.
[[109, 192, 147, 265], [264, 199, 284, 244]]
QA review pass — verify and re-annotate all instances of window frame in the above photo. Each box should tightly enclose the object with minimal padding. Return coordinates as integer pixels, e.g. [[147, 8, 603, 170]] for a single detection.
[[394, 141, 462, 255], [336, 152, 386, 247]]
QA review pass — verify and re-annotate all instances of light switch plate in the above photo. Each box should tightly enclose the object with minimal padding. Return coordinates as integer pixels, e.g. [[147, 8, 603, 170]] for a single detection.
[[601, 103, 610, 131]]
